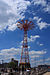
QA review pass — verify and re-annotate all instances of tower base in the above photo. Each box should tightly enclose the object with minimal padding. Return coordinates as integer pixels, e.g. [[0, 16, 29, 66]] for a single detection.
[[19, 62, 31, 71]]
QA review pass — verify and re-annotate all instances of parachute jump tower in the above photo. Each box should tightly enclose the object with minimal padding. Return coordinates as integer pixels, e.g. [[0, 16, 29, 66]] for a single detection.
[[17, 20, 34, 70]]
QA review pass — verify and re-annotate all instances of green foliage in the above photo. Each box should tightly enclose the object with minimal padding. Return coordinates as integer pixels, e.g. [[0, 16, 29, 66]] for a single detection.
[[8, 62, 17, 68]]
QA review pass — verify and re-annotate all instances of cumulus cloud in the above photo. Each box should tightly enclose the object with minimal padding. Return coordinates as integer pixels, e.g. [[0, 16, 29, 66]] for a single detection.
[[0, 45, 30, 62], [28, 35, 40, 42], [0, 0, 50, 32], [31, 0, 50, 30], [31, 59, 43, 64], [31, 57, 50, 66], [0, 46, 30, 62], [31, 0, 50, 13], [29, 49, 47, 66], [37, 42, 44, 46], [31, 0, 46, 6], [0, 47, 48, 65], [20, 35, 40, 45], [39, 44, 44, 46], [33, 16, 50, 29], [43, 5, 50, 13], [46, 57, 50, 61], [7, 23, 17, 31], [0, 47, 21, 62], [0, 0, 31, 32], [29, 50, 47, 55], [31, 55, 41, 58]]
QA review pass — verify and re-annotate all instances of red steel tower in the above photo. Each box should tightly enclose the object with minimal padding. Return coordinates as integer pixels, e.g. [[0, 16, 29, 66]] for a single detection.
[[17, 20, 34, 70]]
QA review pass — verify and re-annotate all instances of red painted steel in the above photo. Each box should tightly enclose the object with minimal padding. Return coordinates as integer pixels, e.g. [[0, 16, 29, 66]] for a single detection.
[[17, 20, 34, 64]]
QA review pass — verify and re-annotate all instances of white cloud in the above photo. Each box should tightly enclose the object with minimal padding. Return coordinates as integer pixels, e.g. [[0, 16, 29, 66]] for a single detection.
[[37, 42, 44, 46], [0, 46, 30, 62], [43, 5, 50, 13], [33, 16, 50, 29], [0, 47, 21, 62], [29, 50, 47, 55], [46, 58, 50, 61], [30, 49, 47, 66], [7, 24, 17, 31], [0, 0, 31, 32], [0, 47, 49, 66], [33, 16, 42, 22], [28, 35, 40, 42], [0, 0, 50, 32], [20, 35, 40, 44], [31, 0, 50, 13], [31, 57, 50, 66], [40, 44, 44, 46], [31, 55, 41, 58], [32, 0, 46, 6], [38, 22, 50, 30], [31, 59, 43, 64]]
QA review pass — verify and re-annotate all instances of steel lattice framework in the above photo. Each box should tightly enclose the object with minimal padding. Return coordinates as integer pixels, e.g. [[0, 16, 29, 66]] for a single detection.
[[17, 20, 34, 69]]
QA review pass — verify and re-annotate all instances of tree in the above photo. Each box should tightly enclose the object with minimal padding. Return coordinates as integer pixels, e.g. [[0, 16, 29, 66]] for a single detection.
[[8, 62, 17, 69]]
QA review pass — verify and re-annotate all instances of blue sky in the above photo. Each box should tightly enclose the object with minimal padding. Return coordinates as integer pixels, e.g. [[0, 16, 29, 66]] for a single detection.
[[0, 0, 50, 67]]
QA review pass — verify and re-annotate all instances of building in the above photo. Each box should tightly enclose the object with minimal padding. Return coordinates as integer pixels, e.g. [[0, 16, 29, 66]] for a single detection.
[[0, 58, 18, 71]]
